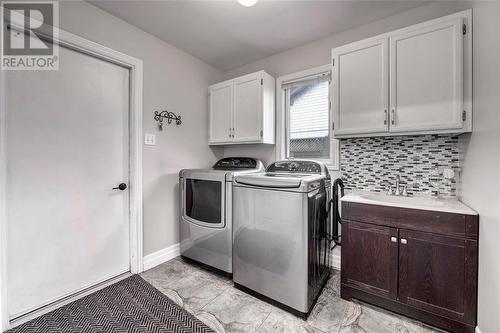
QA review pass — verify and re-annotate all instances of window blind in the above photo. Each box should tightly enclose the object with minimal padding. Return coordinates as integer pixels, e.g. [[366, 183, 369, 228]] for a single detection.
[[288, 80, 329, 140], [281, 71, 331, 89]]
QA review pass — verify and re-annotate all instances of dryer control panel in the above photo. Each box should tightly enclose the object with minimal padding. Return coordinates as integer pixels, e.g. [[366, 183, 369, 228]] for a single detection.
[[213, 157, 258, 170]]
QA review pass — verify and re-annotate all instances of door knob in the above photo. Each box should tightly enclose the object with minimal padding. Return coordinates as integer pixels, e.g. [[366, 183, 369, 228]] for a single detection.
[[112, 183, 127, 191]]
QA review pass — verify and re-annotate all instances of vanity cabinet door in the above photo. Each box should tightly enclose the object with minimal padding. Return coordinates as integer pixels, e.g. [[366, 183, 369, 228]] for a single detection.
[[342, 221, 399, 300], [398, 230, 477, 325]]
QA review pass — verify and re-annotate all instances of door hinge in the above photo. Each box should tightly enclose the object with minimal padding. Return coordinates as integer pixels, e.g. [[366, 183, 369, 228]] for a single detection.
[[260, 78, 263, 85], [260, 130, 263, 137], [462, 110, 467, 121], [463, 24, 467, 35], [332, 58, 335, 67]]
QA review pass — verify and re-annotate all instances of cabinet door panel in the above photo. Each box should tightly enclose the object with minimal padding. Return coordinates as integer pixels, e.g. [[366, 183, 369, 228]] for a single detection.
[[209, 83, 233, 143], [390, 18, 463, 132], [233, 75, 261, 142], [333, 37, 389, 136], [342, 221, 398, 300], [399, 230, 477, 324]]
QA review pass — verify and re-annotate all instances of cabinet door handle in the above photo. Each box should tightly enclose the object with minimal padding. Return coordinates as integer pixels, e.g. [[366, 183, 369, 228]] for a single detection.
[[391, 109, 395, 125], [401, 238, 407, 245], [390, 236, 397, 243], [384, 110, 388, 125], [228, 128, 231, 138]]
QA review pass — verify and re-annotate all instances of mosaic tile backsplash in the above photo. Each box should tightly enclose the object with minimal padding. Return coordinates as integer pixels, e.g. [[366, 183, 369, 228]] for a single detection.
[[340, 135, 460, 197]]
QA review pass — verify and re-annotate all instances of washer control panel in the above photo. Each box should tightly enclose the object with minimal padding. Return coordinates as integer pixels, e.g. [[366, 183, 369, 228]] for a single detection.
[[267, 160, 323, 174]]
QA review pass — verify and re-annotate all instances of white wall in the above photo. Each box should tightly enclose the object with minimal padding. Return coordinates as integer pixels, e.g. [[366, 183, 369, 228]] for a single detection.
[[460, 2, 500, 333], [220, 2, 500, 332], [58, 1, 223, 255]]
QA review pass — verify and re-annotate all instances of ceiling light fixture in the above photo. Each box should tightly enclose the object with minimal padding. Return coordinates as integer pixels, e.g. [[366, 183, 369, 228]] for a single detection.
[[238, 0, 258, 7]]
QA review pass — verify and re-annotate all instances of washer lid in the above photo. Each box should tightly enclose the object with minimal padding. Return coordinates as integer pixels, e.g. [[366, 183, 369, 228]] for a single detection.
[[234, 173, 326, 192], [235, 173, 303, 188]]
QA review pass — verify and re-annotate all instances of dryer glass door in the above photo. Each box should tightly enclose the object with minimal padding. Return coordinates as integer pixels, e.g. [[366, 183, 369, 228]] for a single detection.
[[182, 172, 225, 228]]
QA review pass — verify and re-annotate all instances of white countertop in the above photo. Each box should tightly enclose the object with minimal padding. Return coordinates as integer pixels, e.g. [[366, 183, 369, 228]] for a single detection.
[[341, 191, 478, 215]]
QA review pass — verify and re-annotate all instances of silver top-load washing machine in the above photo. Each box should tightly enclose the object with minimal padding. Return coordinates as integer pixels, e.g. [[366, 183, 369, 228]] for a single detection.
[[232, 160, 331, 317], [179, 157, 264, 275]]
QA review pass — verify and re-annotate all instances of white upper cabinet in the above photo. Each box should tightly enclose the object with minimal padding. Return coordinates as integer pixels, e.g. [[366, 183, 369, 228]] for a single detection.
[[389, 18, 463, 132], [209, 82, 233, 143], [208, 71, 275, 145], [332, 10, 472, 138], [332, 37, 389, 136], [233, 74, 262, 142]]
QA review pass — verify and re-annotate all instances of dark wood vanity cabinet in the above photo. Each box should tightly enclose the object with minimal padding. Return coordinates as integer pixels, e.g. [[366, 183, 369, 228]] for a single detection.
[[343, 222, 399, 300], [341, 202, 478, 333]]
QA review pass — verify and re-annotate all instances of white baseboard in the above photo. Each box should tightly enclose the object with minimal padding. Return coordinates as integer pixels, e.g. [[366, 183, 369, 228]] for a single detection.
[[143, 243, 180, 271], [330, 248, 341, 270], [144, 243, 340, 271]]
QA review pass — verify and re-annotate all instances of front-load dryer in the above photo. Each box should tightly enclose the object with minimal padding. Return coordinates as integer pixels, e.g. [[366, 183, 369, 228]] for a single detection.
[[179, 157, 264, 275]]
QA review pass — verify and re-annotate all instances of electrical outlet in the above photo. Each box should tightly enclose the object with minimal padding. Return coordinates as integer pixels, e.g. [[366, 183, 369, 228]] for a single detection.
[[144, 133, 156, 146]]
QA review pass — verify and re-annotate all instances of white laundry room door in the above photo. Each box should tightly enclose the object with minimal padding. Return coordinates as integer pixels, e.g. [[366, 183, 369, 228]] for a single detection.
[[5, 43, 131, 319]]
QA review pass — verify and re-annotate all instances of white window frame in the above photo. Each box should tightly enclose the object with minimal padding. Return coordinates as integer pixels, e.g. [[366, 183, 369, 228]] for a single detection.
[[276, 64, 340, 170]]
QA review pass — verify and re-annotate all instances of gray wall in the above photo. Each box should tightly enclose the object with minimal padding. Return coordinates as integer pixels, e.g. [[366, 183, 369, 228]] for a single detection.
[[219, 2, 500, 332], [460, 2, 500, 333], [58, 1, 224, 256]]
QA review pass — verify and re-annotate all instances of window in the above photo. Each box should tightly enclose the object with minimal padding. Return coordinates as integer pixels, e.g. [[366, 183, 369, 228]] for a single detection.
[[279, 66, 339, 169]]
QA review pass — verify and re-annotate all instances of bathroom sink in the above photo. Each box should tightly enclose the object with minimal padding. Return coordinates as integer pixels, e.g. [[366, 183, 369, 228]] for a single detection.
[[341, 191, 477, 215], [358, 193, 446, 207]]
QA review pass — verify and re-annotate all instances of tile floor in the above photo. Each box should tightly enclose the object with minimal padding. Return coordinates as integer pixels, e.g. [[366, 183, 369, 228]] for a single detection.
[[141, 257, 444, 333]]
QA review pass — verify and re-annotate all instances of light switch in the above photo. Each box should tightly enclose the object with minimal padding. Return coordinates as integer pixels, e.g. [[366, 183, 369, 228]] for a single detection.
[[144, 133, 156, 146]]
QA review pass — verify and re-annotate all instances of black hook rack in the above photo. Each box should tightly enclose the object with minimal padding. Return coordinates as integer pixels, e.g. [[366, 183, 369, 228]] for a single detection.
[[154, 110, 182, 130]]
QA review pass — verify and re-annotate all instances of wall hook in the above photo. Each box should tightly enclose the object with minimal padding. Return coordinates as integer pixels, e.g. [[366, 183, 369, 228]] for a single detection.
[[154, 110, 182, 130]]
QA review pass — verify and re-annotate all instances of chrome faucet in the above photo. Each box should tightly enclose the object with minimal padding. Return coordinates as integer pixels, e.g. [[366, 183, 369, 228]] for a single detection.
[[395, 175, 401, 195], [382, 175, 408, 196]]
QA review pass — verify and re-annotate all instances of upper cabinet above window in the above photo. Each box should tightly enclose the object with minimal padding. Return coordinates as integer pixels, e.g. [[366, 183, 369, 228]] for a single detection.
[[333, 37, 389, 136], [208, 71, 275, 145], [332, 10, 472, 138]]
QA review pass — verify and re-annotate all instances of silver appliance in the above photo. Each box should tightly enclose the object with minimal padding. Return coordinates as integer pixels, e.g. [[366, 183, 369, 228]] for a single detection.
[[232, 160, 332, 317], [179, 157, 264, 274]]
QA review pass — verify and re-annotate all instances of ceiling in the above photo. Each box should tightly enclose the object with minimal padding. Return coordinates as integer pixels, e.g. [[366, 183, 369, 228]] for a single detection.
[[89, 0, 429, 71]]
